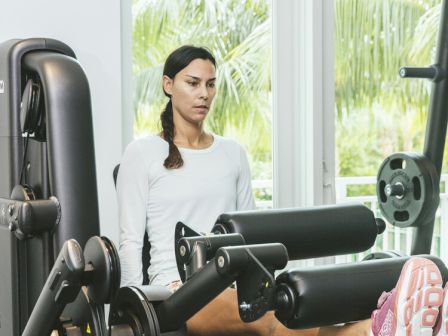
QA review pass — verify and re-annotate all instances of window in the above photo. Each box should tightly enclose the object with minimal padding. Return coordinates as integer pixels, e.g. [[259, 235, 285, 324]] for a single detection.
[[334, 0, 443, 259]]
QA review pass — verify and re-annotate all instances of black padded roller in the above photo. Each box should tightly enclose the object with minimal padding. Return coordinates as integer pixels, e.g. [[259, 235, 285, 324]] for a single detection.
[[274, 255, 448, 329], [213, 203, 379, 260]]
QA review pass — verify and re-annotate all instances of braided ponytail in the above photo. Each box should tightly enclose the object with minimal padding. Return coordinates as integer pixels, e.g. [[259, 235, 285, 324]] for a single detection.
[[161, 100, 183, 169]]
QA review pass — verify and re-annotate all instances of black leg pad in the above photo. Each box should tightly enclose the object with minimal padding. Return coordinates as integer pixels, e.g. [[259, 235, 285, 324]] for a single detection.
[[275, 255, 448, 329], [214, 204, 380, 260]]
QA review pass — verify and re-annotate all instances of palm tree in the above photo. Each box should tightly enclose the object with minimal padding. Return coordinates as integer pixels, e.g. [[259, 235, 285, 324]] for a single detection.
[[132, 0, 272, 180], [335, 0, 440, 177], [133, 0, 443, 183], [335, 0, 444, 258]]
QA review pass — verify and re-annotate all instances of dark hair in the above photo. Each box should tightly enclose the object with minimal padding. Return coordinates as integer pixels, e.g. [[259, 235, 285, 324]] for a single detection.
[[161, 45, 216, 169]]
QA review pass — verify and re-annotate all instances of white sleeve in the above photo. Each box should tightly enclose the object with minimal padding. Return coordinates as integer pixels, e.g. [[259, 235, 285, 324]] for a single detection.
[[117, 141, 148, 286], [236, 145, 256, 211]]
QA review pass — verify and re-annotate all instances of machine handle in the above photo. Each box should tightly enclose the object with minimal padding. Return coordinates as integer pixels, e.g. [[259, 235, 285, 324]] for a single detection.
[[155, 243, 288, 332], [22, 239, 85, 336]]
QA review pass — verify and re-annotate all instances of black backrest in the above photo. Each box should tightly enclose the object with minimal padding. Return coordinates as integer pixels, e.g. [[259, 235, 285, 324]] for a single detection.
[[113, 164, 120, 186], [113, 163, 151, 285]]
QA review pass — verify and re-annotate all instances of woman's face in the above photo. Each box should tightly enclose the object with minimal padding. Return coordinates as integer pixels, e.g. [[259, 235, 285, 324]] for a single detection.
[[163, 58, 216, 124]]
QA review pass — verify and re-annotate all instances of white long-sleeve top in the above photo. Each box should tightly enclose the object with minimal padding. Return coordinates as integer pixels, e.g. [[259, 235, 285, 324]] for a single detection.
[[117, 134, 255, 287]]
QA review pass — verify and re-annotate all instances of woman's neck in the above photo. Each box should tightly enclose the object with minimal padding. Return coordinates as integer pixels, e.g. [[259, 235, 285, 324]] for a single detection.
[[171, 115, 213, 149]]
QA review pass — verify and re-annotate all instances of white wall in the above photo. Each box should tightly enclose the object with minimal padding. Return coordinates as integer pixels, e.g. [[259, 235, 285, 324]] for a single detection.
[[0, 0, 133, 245]]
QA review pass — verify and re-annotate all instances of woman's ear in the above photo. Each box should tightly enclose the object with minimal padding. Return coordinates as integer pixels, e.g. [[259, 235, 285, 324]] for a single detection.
[[162, 75, 173, 96]]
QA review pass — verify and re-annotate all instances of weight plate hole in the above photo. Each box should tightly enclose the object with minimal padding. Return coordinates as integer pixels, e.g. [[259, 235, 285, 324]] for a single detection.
[[379, 180, 387, 202], [394, 211, 409, 222], [413, 177, 421, 200], [390, 158, 406, 170]]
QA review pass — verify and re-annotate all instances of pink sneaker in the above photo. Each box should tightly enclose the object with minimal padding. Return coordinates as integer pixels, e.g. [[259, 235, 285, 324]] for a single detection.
[[433, 283, 448, 336], [371, 257, 444, 336]]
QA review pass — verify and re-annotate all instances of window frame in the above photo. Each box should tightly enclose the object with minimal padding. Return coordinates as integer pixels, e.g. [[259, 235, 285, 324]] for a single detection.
[[272, 0, 335, 208]]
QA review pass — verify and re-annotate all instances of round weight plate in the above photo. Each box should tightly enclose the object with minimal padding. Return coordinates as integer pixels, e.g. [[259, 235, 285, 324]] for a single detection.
[[101, 236, 121, 300], [362, 250, 406, 261], [376, 152, 439, 228], [84, 236, 121, 304], [109, 286, 160, 336], [135, 287, 161, 335]]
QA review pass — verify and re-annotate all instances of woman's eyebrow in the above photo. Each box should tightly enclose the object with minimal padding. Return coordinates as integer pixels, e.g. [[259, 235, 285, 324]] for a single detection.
[[185, 75, 216, 81]]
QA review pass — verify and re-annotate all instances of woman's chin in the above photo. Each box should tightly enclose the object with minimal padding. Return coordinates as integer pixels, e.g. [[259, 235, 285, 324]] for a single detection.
[[177, 111, 208, 125], [190, 113, 208, 123]]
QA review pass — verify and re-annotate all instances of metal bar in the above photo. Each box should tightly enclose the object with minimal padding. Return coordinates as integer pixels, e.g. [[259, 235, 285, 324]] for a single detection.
[[412, 0, 448, 254]]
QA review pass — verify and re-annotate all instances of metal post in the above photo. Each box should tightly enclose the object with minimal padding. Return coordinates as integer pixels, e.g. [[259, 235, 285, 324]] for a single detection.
[[411, 0, 448, 254]]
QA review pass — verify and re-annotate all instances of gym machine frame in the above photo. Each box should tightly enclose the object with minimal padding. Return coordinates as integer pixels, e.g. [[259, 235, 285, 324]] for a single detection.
[[376, 0, 448, 255], [0, 0, 448, 333], [0, 38, 114, 335]]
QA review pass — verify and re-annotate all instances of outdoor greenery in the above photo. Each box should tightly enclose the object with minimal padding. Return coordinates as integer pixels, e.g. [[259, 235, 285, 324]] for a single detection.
[[335, 0, 443, 180], [132, 0, 444, 201]]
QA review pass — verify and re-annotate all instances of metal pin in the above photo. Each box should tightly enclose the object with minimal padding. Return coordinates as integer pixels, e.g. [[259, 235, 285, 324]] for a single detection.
[[240, 301, 251, 311], [179, 245, 186, 257], [217, 256, 225, 268]]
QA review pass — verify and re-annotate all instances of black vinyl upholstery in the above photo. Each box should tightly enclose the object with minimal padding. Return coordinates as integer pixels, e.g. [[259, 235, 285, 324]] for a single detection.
[[214, 204, 379, 260], [275, 255, 448, 329]]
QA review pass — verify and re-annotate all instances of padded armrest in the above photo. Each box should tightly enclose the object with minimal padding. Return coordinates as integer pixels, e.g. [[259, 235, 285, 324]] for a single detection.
[[275, 255, 448, 329]]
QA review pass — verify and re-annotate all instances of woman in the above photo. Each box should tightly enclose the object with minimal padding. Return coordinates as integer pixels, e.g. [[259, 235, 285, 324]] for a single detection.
[[117, 45, 255, 288], [117, 45, 446, 336]]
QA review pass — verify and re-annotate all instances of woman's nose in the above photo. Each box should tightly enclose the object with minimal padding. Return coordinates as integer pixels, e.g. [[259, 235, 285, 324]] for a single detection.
[[199, 84, 209, 99]]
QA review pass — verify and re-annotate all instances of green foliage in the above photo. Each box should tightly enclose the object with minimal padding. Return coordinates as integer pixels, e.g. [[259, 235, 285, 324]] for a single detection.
[[133, 0, 446, 191], [335, 0, 436, 115], [132, 0, 272, 180], [335, 0, 446, 178]]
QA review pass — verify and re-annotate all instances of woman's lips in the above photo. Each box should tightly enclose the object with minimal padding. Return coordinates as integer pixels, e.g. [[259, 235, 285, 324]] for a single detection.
[[194, 106, 209, 112]]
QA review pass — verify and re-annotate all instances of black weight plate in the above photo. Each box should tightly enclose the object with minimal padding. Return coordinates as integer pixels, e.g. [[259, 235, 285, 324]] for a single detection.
[[379, 154, 425, 225], [109, 286, 160, 336], [377, 152, 439, 228], [84, 236, 120, 304], [362, 250, 406, 260], [101, 236, 121, 301], [136, 286, 161, 336], [377, 153, 423, 226]]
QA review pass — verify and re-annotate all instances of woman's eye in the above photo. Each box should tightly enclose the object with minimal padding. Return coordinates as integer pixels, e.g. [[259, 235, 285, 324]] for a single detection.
[[208, 82, 215, 88], [187, 81, 198, 86]]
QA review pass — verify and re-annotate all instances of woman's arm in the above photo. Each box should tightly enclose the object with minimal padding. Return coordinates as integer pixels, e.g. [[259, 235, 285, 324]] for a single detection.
[[236, 145, 256, 211], [117, 140, 149, 286]]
